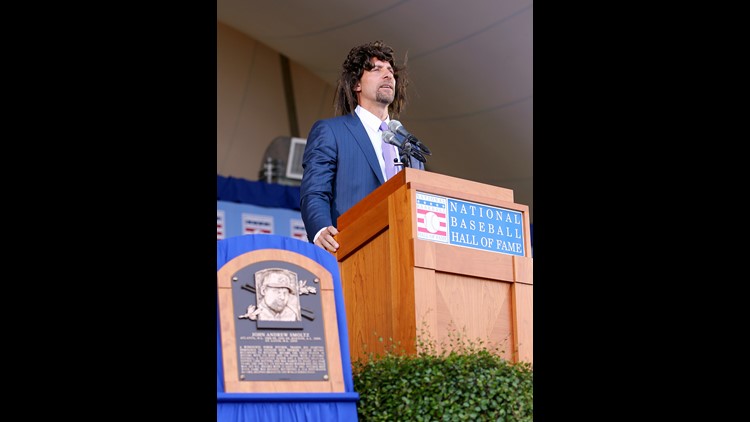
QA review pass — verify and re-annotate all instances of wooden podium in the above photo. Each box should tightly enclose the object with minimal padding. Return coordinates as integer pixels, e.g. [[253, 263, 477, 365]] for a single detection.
[[334, 168, 533, 364]]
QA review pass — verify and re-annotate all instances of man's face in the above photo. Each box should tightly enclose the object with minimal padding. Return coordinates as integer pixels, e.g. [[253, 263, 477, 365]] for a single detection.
[[263, 275, 291, 313], [355, 57, 395, 107]]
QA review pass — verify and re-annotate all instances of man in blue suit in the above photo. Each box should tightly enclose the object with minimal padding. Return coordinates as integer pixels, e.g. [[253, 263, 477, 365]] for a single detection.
[[300, 40, 424, 252]]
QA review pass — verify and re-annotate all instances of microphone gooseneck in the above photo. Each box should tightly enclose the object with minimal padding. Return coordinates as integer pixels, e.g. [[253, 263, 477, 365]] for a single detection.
[[388, 120, 432, 156], [382, 131, 426, 164]]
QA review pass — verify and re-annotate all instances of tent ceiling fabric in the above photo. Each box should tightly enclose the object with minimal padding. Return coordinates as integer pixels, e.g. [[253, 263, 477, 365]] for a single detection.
[[217, 0, 533, 223]]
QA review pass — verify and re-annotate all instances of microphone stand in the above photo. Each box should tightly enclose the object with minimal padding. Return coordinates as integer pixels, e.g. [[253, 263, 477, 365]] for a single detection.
[[383, 130, 428, 170], [399, 139, 426, 166], [395, 149, 410, 169]]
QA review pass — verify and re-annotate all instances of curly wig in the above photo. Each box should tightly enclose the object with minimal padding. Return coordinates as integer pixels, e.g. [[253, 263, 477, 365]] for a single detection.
[[333, 40, 409, 118]]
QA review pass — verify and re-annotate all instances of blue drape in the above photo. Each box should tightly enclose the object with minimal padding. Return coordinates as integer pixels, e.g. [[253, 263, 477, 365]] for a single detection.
[[217, 175, 301, 210], [217, 234, 359, 421]]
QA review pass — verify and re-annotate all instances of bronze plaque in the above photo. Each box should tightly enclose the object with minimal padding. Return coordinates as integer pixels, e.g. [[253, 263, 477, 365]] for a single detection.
[[230, 260, 328, 382]]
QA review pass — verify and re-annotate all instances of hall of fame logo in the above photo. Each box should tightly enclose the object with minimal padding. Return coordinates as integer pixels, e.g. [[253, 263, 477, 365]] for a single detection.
[[416, 192, 448, 243]]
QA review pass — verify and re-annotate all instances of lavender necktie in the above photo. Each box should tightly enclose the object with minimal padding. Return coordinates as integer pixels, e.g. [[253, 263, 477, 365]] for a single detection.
[[380, 121, 397, 179]]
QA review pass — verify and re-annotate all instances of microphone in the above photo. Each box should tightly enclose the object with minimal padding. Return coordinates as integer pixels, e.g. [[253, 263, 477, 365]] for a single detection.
[[388, 120, 432, 156], [382, 131, 426, 163], [380, 130, 409, 168], [382, 130, 404, 148], [405, 148, 426, 163]]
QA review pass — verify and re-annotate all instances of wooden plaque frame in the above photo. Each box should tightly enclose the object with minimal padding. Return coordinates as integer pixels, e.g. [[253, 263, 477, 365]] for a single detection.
[[217, 248, 345, 393]]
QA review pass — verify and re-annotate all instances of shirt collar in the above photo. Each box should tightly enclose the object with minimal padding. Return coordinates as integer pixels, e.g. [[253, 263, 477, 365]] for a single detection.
[[355, 105, 389, 132]]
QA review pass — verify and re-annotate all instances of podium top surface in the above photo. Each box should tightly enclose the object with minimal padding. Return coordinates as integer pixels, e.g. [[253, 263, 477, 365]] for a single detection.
[[338, 168, 516, 229]]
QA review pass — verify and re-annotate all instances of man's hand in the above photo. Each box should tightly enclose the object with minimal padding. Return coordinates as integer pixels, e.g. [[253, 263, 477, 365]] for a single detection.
[[314, 225, 339, 253]]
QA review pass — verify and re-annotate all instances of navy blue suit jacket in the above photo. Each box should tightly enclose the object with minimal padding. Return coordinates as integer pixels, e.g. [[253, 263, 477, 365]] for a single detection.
[[300, 113, 424, 242]]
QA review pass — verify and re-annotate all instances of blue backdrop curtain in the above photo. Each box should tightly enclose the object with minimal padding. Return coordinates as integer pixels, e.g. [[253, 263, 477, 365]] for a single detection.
[[218, 175, 300, 210]]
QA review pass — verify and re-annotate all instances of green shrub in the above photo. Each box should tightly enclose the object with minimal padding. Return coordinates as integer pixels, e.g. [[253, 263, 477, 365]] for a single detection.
[[352, 326, 533, 421]]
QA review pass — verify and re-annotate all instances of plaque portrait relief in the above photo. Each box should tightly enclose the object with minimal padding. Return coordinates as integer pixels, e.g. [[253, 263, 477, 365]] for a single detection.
[[239, 268, 302, 321]]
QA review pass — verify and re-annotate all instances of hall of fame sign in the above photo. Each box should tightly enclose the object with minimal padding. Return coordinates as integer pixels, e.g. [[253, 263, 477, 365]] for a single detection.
[[415, 191, 525, 257]]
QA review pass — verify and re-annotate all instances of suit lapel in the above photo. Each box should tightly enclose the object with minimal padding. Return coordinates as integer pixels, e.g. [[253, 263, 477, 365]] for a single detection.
[[343, 113, 385, 184]]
